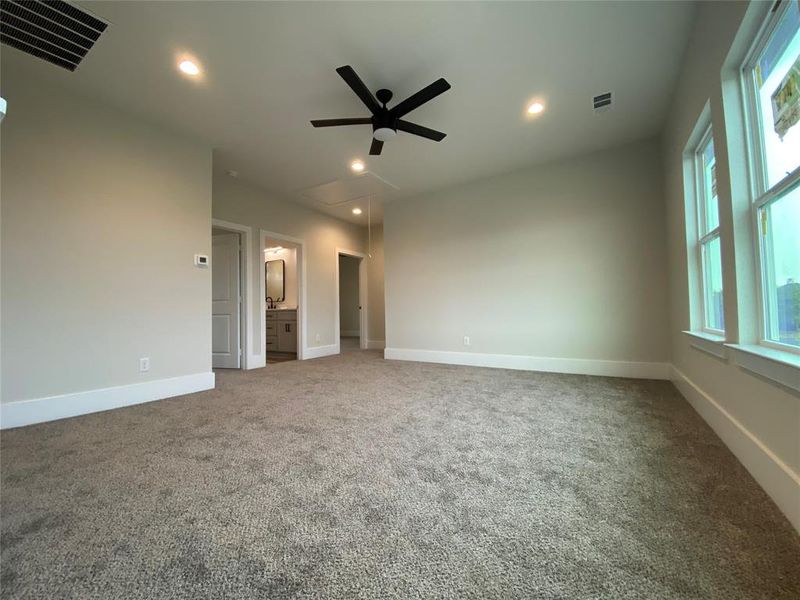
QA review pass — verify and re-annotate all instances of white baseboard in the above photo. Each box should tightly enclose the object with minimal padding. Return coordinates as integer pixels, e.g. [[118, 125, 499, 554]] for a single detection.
[[340, 330, 360, 338], [366, 339, 386, 350], [384, 348, 670, 379], [671, 366, 800, 533], [303, 344, 339, 360], [0, 372, 215, 430]]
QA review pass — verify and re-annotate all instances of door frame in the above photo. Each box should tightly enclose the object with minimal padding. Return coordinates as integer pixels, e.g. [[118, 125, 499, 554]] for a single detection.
[[212, 219, 253, 369], [335, 248, 368, 352], [260, 229, 306, 360]]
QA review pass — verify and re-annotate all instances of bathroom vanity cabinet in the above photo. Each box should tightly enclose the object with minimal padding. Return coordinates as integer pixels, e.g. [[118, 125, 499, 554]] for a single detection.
[[266, 309, 297, 353]]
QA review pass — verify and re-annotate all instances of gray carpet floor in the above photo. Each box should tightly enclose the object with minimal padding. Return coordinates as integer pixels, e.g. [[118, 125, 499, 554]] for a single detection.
[[1, 350, 798, 599]]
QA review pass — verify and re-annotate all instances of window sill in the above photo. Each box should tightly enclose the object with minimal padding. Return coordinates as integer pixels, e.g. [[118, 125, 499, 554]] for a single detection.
[[683, 330, 727, 359], [724, 343, 800, 393]]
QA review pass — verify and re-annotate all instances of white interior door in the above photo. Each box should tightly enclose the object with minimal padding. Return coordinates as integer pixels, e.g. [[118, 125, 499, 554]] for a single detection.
[[212, 233, 241, 368]]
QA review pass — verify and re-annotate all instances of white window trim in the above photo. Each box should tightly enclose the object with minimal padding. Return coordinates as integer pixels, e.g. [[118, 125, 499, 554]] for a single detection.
[[725, 343, 800, 393], [683, 330, 727, 360], [693, 125, 725, 336], [740, 1, 800, 357]]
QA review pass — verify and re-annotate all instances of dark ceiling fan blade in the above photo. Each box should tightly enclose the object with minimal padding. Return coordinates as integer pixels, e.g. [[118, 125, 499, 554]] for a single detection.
[[369, 138, 384, 155], [310, 118, 372, 127], [396, 120, 447, 141], [336, 65, 382, 115], [389, 78, 451, 118]]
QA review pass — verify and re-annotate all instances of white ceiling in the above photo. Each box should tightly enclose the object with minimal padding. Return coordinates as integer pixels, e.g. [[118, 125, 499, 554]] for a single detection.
[[2, 1, 696, 224]]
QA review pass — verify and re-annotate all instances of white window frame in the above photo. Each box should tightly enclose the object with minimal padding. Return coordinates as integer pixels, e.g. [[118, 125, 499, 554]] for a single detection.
[[693, 126, 725, 336], [740, 0, 800, 356]]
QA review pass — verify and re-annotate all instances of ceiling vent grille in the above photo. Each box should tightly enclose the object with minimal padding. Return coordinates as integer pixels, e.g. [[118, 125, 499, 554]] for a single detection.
[[0, 0, 108, 71], [592, 91, 613, 113]]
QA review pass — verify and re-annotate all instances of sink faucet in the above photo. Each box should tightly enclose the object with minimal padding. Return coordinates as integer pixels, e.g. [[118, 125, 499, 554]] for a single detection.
[[266, 296, 274, 310]]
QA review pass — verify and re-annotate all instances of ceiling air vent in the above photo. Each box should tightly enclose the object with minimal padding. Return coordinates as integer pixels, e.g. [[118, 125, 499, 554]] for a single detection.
[[592, 91, 613, 113], [0, 0, 108, 72]]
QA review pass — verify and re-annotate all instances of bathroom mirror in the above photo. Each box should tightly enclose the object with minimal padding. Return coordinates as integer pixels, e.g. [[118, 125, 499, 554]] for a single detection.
[[266, 260, 285, 303]]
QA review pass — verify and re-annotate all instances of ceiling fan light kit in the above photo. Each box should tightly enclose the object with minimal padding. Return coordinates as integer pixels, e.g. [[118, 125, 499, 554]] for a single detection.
[[373, 127, 396, 142], [311, 65, 450, 156]]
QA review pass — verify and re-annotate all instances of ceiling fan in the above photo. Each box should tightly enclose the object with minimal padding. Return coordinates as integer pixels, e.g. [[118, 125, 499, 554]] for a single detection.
[[311, 65, 451, 156]]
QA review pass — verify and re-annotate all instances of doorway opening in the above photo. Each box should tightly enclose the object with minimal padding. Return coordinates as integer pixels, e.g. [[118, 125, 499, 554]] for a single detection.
[[212, 226, 245, 369], [336, 249, 367, 353], [264, 235, 301, 364]]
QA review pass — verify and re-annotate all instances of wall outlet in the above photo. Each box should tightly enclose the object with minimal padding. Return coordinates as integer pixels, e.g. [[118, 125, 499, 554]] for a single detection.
[[315, 333, 321, 343], [139, 357, 150, 372], [463, 336, 470, 346]]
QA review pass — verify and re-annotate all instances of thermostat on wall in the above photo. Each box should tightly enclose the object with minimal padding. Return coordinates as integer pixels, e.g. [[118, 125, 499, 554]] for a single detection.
[[194, 254, 209, 268]]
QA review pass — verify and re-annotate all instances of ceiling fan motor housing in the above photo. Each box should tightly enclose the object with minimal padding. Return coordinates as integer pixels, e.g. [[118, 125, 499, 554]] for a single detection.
[[372, 109, 398, 141]]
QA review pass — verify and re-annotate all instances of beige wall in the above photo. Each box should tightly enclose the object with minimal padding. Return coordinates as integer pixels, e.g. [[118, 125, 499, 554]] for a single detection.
[[367, 224, 385, 345], [661, 1, 799, 529], [384, 138, 669, 363], [212, 173, 373, 354], [339, 255, 360, 335], [1, 65, 212, 403]]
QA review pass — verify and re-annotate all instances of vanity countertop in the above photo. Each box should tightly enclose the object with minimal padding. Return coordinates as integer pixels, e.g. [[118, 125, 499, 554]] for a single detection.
[[266, 307, 297, 311]]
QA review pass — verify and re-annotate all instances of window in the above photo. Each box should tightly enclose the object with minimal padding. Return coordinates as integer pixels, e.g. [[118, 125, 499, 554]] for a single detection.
[[743, 1, 800, 351], [694, 127, 725, 334]]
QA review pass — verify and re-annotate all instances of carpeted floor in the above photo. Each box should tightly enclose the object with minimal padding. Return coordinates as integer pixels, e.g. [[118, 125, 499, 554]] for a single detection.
[[1, 350, 798, 599]]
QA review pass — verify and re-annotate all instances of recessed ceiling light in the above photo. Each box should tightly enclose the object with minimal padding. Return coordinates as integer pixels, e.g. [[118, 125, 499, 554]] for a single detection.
[[350, 159, 365, 173], [178, 59, 200, 76], [527, 102, 545, 115], [352, 208, 363, 215]]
